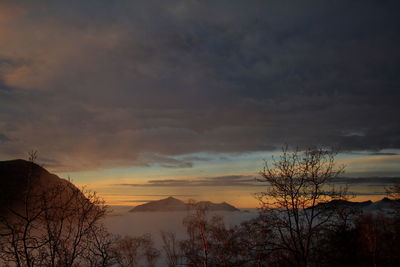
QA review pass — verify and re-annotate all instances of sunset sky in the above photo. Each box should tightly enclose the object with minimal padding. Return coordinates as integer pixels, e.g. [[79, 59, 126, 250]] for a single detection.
[[1, 1, 399, 208]]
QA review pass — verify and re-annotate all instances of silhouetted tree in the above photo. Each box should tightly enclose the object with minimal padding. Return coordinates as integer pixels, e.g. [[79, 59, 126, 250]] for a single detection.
[[179, 201, 247, 266], [235, 213, 281, 266], [256, 146, 346, 266], [353, 212, 400, 267], [83, 224, 118, 267], [113, 234, 160, 267], [180, 201, 211, 266], [161, 231, 181, 267]]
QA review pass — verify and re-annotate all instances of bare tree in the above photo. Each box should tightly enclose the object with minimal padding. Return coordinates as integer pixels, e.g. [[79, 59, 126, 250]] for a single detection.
[[43, 185, 107, 267], [256, 146, 346, 266], [179, 201, 246, 267], [235, 213, 278, 267], [83, 224, 118, 267], [205, 215, 244, 267], [161, 231, 181, 267], [180, 201, 211, 267], [113, 234, 160, 267]]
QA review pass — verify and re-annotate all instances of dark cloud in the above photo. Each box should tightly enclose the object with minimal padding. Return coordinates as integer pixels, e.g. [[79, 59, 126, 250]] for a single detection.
[[0, 1, 399, 171], [347, 151, 399, 156], [116, 176, 400, 188], [368, 152, 399, 156], [347, 192, 387, 196], [331, 177, 400, 186], [118, 200, 158, 203], [101, 193, 198, 198], [136, 154, 194, 168], [117, 175, 258, 187], [0, 133, 10, 143]]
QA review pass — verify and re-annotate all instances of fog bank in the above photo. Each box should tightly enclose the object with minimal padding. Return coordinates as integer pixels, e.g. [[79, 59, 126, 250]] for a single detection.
[[103, 206, 258, 247]]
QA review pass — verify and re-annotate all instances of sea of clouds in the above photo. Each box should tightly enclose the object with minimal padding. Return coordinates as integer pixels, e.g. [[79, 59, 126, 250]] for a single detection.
[[103, 206, 258, 248]]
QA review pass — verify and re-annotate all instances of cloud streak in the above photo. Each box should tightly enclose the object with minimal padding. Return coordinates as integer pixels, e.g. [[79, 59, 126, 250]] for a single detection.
[[116, 175, 258, 187], [331, 177, 400, 186], [115, 176, 400, 188]]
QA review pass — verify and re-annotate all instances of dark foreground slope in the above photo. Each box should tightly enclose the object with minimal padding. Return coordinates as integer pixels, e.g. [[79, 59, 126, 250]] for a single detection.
[[130, 196, 239, 212], [0, 160, 107, 267], [0, 159, 85, 215]]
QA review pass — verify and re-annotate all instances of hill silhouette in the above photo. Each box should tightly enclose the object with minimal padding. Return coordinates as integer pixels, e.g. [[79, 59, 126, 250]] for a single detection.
[[0, 159, 85, 215]]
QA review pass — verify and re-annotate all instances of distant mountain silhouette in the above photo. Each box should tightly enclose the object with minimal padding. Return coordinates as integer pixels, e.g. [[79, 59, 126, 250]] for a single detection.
[[195, 201, 239, 211], [312, 199, 373, 210], [365, 197, 400, 211], [130, 197, 239, 212], [312, 198, 400, 212]]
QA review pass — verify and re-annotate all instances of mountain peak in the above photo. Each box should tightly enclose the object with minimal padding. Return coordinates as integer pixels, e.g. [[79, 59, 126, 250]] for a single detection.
[[130, 197, 239, 212]]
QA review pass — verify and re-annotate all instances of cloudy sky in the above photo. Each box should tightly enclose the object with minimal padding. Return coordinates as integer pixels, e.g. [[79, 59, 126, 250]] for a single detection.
[[1, 0, 399, 207]]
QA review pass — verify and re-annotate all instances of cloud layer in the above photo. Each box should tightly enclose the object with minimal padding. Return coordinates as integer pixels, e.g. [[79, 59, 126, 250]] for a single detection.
[[116, 176, 400, 188], [117, 175, 258, 187], [1, 0, 399, 171]]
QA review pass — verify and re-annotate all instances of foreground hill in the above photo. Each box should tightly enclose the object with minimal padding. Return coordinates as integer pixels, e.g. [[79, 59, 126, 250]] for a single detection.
[[0, 159, 86, 215], [130, 196, 239, 212], [0, 160, 106, 266]]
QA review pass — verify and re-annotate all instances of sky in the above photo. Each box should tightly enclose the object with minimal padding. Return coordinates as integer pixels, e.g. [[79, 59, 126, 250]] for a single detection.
[[0, 0, 399, 208]]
